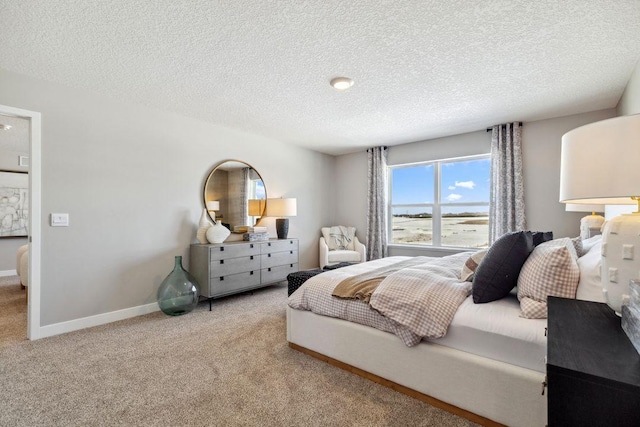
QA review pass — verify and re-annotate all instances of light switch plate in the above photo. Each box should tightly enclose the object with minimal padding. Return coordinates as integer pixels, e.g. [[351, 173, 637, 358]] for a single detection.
[[50, 213, 69, 227]]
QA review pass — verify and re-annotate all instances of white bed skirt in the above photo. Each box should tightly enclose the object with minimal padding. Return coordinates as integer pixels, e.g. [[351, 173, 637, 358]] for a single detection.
[[286, 306, 547, 427]]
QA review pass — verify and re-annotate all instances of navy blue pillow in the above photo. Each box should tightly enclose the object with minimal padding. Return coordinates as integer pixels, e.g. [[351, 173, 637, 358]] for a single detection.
[[472, 231, 534, 303]]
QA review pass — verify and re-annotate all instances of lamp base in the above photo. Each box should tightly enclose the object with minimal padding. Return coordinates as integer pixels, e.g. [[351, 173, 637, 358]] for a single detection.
[[580, 214, 605, 240], [601, 213, 640, 314], [275, 218, 289, 239]]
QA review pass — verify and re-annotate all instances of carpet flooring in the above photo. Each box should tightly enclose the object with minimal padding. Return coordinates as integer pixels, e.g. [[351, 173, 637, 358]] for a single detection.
[[0, 284, 476, 426], [0, 275, 27, 348]]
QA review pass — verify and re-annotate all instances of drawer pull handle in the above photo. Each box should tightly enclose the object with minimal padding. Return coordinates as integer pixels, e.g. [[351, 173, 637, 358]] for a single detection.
[[250, 256, 254, 260], [290, 240, 293, 244], [220, 247, 225, 252], [290, 264, 293, 268], [250, 244, 254, 248], [268, 254, 271, 257], [544, 327, 547, 337], [250, 271, 253, 275], [220, 277, 224, 281], [220, 260, 224, 265], [268, 268, 272, 272], [268, 242, 272, 246], [290, 250, 293, 254]]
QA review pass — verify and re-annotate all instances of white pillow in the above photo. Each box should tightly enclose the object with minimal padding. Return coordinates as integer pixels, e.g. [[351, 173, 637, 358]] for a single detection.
[[581, 234, 602, 255], [575, 239, 604, 303], [517, 238, 580, 319]]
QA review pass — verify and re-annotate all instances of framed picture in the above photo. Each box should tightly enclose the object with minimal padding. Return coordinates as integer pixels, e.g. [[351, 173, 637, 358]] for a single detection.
[[0, 171, 28, 237]]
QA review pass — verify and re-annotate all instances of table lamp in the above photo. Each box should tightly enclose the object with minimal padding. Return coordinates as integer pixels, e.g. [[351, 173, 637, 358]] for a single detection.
[[560, 113, 640, 314], [565, 203, 605, 239], [248, 199, 266, 224], [206, 200, 220, 222], [267, 198, 297, 239]]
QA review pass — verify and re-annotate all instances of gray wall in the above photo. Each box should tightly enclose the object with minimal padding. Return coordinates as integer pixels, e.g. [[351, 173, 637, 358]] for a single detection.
[[0, 69, 335, 326], [522, 109, 616, 237], [0, 133, 29, 271], [334, 109, 616, 257], [618, 60, 640, 115]]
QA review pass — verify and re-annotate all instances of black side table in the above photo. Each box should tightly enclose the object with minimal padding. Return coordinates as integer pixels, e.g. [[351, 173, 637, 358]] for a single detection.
[[547, 297, 640, 426]]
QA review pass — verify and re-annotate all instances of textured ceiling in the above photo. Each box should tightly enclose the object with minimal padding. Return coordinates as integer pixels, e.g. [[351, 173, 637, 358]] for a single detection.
[[1, 1, 639, 155]]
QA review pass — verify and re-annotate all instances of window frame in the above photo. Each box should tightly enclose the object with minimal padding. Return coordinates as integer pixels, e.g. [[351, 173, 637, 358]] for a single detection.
[[388, 154, 491, 249]]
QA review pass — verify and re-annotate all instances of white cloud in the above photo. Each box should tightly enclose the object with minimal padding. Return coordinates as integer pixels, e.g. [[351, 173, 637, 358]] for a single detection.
[[448, 185, 456, 190], [446, 193, 462, 202], [455, 180, 476, 189]]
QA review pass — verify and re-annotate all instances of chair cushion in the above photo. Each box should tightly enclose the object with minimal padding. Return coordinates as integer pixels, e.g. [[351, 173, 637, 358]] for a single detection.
[[322, 226, 356, 251], [328, 250, 362, 263]]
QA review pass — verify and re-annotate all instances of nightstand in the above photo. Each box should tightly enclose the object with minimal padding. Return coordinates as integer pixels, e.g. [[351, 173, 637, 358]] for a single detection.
[[547, 297, 640, 426]]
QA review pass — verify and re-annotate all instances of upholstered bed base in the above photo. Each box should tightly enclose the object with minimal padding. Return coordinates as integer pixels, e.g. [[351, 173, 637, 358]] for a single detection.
[[286, 306, 547, 427]]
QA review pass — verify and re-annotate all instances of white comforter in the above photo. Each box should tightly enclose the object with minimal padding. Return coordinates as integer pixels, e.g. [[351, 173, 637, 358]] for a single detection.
[[288, 254, 473, 346]]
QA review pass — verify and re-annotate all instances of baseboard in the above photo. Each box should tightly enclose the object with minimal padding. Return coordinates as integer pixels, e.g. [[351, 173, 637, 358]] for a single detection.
[[0, 269, 17, 277], [38, 302, 160, 339]]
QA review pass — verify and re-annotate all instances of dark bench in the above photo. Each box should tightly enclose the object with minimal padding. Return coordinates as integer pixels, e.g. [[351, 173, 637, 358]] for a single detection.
[[287, 262, 355, 296]]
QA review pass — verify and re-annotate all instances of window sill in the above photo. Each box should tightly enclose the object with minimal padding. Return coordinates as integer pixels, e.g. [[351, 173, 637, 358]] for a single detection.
[[387, 244, 476, 256]]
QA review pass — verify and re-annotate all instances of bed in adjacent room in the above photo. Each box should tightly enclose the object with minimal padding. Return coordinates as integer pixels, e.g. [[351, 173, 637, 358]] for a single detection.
[[287, 232, 603, 427]]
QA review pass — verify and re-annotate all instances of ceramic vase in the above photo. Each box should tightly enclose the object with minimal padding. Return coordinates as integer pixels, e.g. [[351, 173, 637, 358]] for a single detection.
[[196, 208, 213, 244], [206, 216, 231, 244], [157, 256, 200, 316]]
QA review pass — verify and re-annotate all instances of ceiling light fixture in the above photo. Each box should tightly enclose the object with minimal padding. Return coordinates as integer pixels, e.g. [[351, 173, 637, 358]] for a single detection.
[[0, 124, 12, 131], [330, 77, 354, 91]]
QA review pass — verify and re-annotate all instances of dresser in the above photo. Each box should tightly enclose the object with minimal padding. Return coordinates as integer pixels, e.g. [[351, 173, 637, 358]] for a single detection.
[[547, 297, 640, 426], [190, 238, 298, 309]]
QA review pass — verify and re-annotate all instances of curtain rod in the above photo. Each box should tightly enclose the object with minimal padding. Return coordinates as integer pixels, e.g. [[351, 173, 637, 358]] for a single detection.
[[366, 146, 388, 152], [486, 122, 523, 132]]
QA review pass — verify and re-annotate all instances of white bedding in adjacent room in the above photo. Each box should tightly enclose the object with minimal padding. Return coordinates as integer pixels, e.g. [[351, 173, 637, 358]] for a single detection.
[[432, 294, 547, 372]]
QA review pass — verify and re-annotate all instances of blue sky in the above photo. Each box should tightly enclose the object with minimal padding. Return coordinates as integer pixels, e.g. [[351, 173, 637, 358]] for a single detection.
[[391, 158, 490, 207]]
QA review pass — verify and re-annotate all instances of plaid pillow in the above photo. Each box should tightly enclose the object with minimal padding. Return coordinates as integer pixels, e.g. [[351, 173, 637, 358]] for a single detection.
[[517, 238, 580, 319]]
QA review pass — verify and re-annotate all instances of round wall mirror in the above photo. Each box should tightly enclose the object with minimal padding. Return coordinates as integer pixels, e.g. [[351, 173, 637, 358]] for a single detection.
[[203, 160, 267, 232]]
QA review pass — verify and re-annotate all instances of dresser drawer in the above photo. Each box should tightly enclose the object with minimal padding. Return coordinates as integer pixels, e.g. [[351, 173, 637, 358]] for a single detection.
[[262, 263, 298, 284], [261, 250, 298, 269], [208, 270, 261, 297], [209, 242, 261, 261], [263, 239, 298, 253], [211, 255, 260, 276]]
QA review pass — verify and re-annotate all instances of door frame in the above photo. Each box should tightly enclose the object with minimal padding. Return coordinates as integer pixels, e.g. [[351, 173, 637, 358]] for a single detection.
[[0, 104, 42, 339]]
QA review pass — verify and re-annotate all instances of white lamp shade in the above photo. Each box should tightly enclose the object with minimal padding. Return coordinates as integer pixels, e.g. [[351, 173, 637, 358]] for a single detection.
[[565, 203, 604, 213], [560, 113, 640, 205], [206, 200, 220, 211], [267, 198, 297, 217]]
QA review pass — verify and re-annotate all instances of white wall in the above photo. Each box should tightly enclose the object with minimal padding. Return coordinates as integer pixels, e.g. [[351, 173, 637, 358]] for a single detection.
[[618, 60, 640, 116], [334, 110, 616, 257], [0, 69, 335, 327]]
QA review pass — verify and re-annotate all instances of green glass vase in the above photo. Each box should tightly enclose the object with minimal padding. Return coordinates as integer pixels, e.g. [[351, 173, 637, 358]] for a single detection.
[[157, 256, 200, 316]]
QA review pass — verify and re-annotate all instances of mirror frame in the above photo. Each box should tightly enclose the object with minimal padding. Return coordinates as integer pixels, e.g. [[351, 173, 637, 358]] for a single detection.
[[202, 159, 267, 229]]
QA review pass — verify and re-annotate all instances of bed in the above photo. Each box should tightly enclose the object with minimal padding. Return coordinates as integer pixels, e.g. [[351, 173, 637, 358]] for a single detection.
[[287, 234, 603, 427]]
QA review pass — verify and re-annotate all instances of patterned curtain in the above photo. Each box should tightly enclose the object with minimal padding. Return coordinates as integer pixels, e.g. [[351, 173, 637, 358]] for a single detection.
[[489, 122, 526, 243], [228, 168, 249, 226], [367, 146, 388, 260]]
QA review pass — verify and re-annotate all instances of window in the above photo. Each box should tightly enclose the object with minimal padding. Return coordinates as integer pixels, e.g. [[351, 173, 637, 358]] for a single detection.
[[389, 155, 490, 248]]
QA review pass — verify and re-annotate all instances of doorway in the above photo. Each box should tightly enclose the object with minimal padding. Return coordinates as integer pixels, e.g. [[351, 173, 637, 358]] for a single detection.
[[0, 104, 41, 341]]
